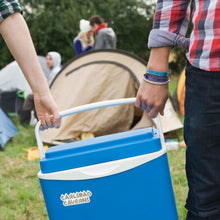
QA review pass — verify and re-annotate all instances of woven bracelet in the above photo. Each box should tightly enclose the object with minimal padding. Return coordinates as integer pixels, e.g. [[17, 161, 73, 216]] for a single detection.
[[146, 68, 170, 77], [143, 73, 170, 85]]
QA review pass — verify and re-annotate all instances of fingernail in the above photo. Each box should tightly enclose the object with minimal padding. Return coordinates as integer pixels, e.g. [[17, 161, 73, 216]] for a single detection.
[[43, 125, 48, 130]]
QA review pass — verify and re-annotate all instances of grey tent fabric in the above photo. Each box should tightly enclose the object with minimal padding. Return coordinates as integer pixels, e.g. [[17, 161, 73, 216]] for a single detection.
[[0, 56, 49, 116], [0, 56, 49, 96]]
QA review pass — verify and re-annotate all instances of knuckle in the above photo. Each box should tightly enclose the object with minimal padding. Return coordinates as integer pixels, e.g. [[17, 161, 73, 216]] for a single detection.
[[155, 100, 163, 108], [147, 100, 153, 106]]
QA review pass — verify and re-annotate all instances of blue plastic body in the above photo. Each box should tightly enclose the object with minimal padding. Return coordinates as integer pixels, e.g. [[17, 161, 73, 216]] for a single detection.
[[38, 128, 178, 220]]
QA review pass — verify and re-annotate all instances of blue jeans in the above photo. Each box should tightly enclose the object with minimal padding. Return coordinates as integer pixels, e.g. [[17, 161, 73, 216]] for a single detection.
[[184, 62, 220, 219]]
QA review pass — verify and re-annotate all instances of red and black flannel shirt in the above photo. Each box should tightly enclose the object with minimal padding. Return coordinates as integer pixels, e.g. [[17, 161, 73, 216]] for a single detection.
[[149, 0, 220, 71]]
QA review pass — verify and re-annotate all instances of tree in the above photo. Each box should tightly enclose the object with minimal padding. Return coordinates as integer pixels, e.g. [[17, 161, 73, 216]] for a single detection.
[[0, 0, 155, 69], [0, 36, 14, 69]]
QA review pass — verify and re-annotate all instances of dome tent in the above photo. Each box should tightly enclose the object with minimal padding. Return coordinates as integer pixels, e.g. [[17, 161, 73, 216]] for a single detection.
[[41, 49, 182, 145], [0, 56, 49, 96]]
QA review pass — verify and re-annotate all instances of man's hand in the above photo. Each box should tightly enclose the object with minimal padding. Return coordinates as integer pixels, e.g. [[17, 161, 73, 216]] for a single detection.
[[135, 79, 169, 118]]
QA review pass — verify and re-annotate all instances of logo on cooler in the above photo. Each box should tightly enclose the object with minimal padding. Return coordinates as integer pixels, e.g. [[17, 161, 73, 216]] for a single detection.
[[60, 190, 92, 206]]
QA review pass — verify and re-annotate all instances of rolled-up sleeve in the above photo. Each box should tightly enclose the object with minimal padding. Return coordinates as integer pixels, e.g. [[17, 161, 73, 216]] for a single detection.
[[148, 0, 191, 49], [0, 0, 21, 23]]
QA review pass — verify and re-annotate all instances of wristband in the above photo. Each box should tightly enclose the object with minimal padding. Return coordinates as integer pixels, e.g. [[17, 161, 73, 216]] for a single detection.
[[146, 68, 170, 77], [143, 73, 170, 85]]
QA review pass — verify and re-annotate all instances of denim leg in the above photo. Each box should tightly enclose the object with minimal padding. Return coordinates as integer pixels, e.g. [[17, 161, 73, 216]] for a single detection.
[[184, 62, 220, 219], [187, 211, 220, 220]]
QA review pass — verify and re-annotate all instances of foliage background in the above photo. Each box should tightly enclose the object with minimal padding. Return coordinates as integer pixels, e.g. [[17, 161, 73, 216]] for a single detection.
[[0, 0, 155, 69]]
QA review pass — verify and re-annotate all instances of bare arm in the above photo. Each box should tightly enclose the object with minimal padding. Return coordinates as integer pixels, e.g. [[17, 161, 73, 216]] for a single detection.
[[135, 0, 191, 118], [135, 46, 171, 118], [0, 12, 61, 129]]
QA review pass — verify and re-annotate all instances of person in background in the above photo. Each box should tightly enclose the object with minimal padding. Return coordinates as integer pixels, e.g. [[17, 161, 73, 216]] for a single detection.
[[135, 0, 220, 219], [73, 19, 94, 56], [46, 51, 62, 86], [0, 1, 61, 130], [89, 15, 116, 50]]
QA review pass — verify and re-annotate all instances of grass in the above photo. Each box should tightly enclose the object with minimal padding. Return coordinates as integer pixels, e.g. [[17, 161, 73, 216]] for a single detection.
[[0, 76, 188, 219], [168, 149, 188, 219], [0, 120, 48, 220]]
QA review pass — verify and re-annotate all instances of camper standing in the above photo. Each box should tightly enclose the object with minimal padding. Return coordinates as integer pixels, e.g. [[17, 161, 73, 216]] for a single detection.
[[73, 19, 94, 56], [89, 15, 117, 50], [135, 0, 220, 219], [46, 51, 62, 86], [0, 0, 60, 130]]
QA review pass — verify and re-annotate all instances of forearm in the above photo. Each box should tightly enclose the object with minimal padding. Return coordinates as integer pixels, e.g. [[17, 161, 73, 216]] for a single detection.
[[0, 12, 49, 95], [147, 47, 171, 72], [135, 0, 190, 118], [74, 40, 83, 55], [135, 47, 171, 118], [84, 45, 92, 52]]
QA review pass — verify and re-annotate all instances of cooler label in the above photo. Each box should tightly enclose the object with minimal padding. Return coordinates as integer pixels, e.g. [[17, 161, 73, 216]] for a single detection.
[[60, 190, 92, 206]]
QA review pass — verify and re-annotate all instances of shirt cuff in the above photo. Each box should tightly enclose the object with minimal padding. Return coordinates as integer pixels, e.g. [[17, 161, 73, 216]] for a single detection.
[[0, 0, 22, 23], [148, 29, 190, 50]]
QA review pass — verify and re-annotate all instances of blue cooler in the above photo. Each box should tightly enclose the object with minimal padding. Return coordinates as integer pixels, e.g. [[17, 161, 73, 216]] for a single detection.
[[35, 98, 178, 220]]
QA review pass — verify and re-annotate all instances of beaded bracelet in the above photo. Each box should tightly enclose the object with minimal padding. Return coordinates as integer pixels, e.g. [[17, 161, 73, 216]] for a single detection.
[[146, 68, 170, 77], [143, 73, 170, 85]]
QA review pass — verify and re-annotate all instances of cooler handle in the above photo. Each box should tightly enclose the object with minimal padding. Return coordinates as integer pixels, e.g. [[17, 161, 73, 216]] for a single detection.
[[35, 98, 165, 159]]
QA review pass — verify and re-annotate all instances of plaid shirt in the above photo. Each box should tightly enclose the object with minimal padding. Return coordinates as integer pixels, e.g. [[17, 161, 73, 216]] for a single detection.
[[148, 0, 220, 71], [0, 0, 21, 23]]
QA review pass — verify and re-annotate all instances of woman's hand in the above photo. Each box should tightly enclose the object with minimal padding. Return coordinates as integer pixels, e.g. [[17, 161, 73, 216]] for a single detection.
[[34, 92, 61, 130]]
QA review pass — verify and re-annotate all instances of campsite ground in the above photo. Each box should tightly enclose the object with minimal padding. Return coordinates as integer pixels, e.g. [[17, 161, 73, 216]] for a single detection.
[[0, 76, 188, 219]]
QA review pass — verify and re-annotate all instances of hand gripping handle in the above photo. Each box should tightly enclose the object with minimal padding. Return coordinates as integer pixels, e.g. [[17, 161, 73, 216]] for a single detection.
[[35, 98, 165, 159]]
